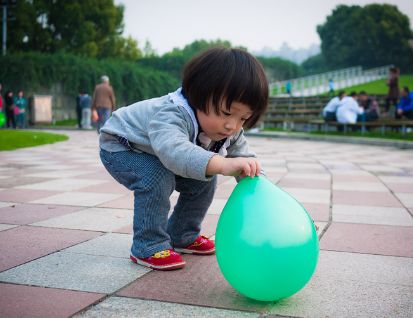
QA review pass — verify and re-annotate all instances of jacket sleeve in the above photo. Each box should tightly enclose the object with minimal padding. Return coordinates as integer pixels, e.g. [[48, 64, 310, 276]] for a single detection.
[[148, 107, 216, 181]]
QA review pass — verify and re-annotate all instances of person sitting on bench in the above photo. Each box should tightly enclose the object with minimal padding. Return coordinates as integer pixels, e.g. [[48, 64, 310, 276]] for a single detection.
[[322, 91, 346, 122], [358, 91, 380, 122], [396, 86, 413, 120], [336, 92, 364, 124]]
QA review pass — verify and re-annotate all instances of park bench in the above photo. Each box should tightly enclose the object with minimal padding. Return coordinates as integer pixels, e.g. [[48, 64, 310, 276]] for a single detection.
[[308, 119, 413, 135], [262, 95, 408, 133]]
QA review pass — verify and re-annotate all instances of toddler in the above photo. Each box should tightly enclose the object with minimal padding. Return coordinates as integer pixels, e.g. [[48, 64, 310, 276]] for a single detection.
[[99, 47, 269, 270]]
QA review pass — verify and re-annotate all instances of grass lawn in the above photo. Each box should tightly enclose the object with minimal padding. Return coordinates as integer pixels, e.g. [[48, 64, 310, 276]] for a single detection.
[[54, 119, 78, 126], [0, 130, 69, 151], [263, 127, 413, 142], [309, 129, 413, 141], [339, 74, 413, 95]]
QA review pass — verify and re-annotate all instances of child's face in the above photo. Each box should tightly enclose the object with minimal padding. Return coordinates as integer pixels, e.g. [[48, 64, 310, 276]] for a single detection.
[[197, 101, 253, 141]]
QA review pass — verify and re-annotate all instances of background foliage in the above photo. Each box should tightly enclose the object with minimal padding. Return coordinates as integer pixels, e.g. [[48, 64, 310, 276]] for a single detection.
[[2, 1, 412, 107], [317, 4, 413, 72], [0, 52, 179, 105]]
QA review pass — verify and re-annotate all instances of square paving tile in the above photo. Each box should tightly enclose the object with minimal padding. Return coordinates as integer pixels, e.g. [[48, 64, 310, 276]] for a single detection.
[[32, 207, 133, 232], [77, 181, 130, 194], [302, 203, 330, 222], [332, 174, 380, 182], [0, 283, 104, 318], [320, 222, 413, 257], [73, 171, 114, 181], [332, 182, 389, 192], [16, 178, 107, 191], [278, 178, 330, 189], [64, 233, 132, 258], [24, 170, 92, 178], [263, 172, 286, 184], [0, 176, 53, 188], [267, 251, 413, 318], [379, 176, 413, 184], [0, 226, 101, 271], [287, 163, 326, 171], [75, 297, 260, 318], [0, 201, 14, 208], [118, 255, 271, 312], [394, 193, 413, 208], [0, 189, 59, 203], [0, 203, 83, 225], [113, 224, 133, 234], [280, 188, 330, 204], [214, 184, 236, 199], [201, 214, 220, 237], [98, 193, 134, 209], [385, 183, 413, 193], [359, 164, 404, 173], [207, 198, 228, 215], [284, 172, 330, 181], [333, 204, 413, 226], [0, 224, 18, 231], [31, 191, 124, 207], [0, 251, 150, 293], [333, 190, 402, 207]]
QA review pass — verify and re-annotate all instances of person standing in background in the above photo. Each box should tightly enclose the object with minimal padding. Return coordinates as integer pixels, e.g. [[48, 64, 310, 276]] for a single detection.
[[385, 67, 400, 115], [92, 75, 116, 132], [328, 79, 335, 97], [4, 90, 16, 129], [76, 90, 82, 128], [14, 90, 27, 128], [79, 90, 92, 129]]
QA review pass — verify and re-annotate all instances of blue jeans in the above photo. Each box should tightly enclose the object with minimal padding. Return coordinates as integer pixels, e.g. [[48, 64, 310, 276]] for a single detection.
[[100, 149, 217, 258], [97, 107, 111, 132]]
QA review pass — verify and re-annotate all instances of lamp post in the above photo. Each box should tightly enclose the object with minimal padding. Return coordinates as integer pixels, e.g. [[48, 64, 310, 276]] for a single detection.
[[1, 0, 17, 56]]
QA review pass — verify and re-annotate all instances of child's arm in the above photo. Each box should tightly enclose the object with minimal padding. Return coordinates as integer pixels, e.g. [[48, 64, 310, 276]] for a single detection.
[[206, 155, 261, 178]]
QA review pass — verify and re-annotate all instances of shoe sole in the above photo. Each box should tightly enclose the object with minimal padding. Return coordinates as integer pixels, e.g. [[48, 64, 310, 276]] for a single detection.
[[174, 247, 216, 255], [130, 255, 186, 271]]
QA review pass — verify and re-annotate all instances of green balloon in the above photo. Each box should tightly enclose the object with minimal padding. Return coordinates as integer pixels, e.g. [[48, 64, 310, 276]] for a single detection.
[[215, 176, 319, 301], [0, 112, 5, 127]]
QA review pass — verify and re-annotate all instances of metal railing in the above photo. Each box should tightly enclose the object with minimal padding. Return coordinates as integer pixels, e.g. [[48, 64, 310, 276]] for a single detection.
[[270, 65, 392, 97]]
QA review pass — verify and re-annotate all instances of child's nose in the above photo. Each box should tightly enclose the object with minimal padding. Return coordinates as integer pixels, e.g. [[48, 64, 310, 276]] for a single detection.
[[224, 119, 236, 130]]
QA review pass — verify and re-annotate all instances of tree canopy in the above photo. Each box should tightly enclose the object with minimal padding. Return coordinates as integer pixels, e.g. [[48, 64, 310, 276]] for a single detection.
[[7, 0, 141, 59], [317, 4, 413, 72]]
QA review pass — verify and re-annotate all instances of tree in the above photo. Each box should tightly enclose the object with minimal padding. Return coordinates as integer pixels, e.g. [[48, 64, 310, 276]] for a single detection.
[[6, 0, 142, 59], [256, 56, 302, 81], [138, 39, 234, 79], [317, 4, 413, 72], [301, 54, 328, 76]]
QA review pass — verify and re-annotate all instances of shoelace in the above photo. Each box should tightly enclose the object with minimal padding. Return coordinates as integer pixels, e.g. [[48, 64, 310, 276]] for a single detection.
[[153, 250, 172, 258]]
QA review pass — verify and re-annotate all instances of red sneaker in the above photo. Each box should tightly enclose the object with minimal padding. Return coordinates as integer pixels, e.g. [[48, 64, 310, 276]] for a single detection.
[[130, 249, 185, 271], [175, 235, 215, 255]]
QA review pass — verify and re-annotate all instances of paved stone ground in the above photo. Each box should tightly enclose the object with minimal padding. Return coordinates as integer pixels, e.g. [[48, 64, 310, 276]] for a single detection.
[[0, 130, 412, 318]]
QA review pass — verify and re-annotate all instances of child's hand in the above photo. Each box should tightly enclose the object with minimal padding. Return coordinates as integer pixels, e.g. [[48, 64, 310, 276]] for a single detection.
[[207, 156, 261, 178]]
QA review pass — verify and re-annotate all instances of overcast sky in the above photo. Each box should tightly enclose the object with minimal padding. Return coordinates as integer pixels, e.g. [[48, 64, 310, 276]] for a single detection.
[[115, 0, 413, 54]]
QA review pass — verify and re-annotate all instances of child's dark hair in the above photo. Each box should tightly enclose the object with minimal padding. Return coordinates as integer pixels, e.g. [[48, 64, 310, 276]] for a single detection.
[[182, 47, 269, 129]]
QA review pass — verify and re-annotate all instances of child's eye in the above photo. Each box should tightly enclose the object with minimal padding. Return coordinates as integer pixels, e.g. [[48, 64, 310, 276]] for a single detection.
[[221, 110, 231, 116]]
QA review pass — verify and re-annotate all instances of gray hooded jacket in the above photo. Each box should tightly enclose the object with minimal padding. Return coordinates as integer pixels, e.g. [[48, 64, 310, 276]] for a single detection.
[[99, 89, 256, 181]]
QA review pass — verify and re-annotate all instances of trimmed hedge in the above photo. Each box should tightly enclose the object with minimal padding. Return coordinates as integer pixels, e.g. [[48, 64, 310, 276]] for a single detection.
[[0, 52, 180, 106]]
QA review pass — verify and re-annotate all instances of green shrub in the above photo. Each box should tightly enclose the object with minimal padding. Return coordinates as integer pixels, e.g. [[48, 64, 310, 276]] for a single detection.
[[0, 52, 180, 105]]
